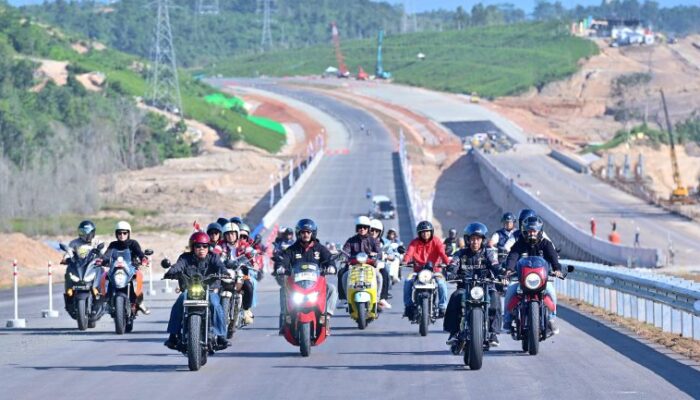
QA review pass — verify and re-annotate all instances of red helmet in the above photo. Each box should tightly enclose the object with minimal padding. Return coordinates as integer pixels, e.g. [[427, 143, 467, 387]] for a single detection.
[[189, 232, 210, 250]]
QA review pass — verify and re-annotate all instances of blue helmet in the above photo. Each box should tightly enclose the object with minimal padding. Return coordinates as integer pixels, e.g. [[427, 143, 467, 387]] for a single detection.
[[206, 222, 223, 235], [463, 222, 488, 240]]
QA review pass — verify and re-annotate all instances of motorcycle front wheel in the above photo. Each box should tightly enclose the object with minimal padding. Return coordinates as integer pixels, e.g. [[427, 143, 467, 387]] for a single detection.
[[419, 296, 430, 336], [528, 302, 540, 356], [114, 293, 127, 334], [77, 297, 88, 331], [357, 303, 368, 330], [299, 322, 311, 357], [466, 307, 484, 370], [188, 315, 203, 371]]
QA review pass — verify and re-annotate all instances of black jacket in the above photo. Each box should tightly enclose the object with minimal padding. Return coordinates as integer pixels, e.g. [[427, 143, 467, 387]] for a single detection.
[[342, 234, 382, 259], [103, 239, 145, 265], [505, 237, 561, 272], [448, 246, 502, 287], [163, 252, 228, 290], [278, 240, 333, 271]]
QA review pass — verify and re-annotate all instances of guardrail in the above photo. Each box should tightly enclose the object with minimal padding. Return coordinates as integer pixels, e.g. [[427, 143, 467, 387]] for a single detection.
[[473, 149, 660, 267], [560, 259, 700, 340]]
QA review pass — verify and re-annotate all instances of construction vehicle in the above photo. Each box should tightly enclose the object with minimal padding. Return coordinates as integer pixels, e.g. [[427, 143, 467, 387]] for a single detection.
[[375, 30, 391, 79], [331, 22, 350, 78], [357, 66, 369, 80], [660, 89, 692, 203]]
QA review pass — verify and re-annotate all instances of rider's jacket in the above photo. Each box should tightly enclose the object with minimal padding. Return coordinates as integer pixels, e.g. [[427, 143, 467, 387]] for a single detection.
[[64, 237, 104, 261], [492, 228, 516, 251], [448, 246, 502, 288], [443, 237, 459, 256], [236, 238, 263, 271], [402, 236, 450, 273], [342, 234, 382, 259], [103, 239, 145, 265], [505, 236, 561, 273], [278, 239, 333, 271], [163, 252, 227, 290]]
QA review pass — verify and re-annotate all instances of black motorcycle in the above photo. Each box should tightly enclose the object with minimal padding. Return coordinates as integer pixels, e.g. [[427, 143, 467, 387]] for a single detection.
[[162, 260, 228, 371], [407, 262, 441, 336], [448, 272, 503, 370], [60, 243, 106, 330], [220, 253, 254, 339]]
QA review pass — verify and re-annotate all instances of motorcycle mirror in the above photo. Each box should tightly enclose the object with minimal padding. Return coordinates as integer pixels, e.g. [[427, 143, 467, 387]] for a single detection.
[[567, 265, 575, 273], [144, 249, 154, 256], [161, 259, 171, 269], [96, 242, 105, 251], [59, 243, 69, 252], [253, 234, 262, 245], [397, 246, 406, 254]]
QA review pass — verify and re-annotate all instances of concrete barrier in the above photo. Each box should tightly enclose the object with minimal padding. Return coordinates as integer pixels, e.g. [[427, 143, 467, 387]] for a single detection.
[[473, 150, 660, 267], [549, 149, 590, 174]]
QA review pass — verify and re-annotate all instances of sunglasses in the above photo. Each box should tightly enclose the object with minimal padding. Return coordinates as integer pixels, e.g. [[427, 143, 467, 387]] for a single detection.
[[370, 228, 381, 233], [193, 244, 208, 249], [116, 231, 129, 236], [299, 230, 312, 235], [357, 225, 369, 230], [240, 235, 249, 240], [207, 230, 220, 235]]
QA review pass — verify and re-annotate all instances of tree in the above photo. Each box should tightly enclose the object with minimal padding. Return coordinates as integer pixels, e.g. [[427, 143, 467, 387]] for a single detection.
[[455, 6, 467, 30]]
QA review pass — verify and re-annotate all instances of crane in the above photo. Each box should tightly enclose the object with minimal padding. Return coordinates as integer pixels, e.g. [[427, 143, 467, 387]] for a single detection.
[[660, 89, 690, 202], [331, 22, 349, 78], [375, 30, 391, 79]]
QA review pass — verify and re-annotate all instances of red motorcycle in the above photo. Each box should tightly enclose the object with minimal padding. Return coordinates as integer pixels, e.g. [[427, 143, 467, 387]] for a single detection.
[[282, 260, 333, 357], [506, 256, 573, 355]]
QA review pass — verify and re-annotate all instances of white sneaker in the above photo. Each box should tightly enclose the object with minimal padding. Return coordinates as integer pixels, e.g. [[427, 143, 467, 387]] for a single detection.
[[243, 309, 254, 325], [548, 318, 559, 335], [379, 299, 392, 309]]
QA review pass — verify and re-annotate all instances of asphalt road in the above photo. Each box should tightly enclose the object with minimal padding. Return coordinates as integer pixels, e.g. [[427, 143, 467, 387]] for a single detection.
[[1, 83, 700, 399]]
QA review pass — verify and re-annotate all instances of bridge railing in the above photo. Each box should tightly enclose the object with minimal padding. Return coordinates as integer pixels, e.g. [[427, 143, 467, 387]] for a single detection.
[[561, 260, 700, 340]]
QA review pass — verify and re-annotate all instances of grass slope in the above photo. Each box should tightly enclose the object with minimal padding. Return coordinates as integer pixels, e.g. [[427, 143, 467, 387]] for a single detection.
[[212, 22, 599, 98]]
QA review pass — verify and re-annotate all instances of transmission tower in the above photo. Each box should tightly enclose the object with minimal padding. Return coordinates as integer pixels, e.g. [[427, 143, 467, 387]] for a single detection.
[[196, 0, 219, 15], [146, 0, 184, 120], [259, 0, 273, 52]]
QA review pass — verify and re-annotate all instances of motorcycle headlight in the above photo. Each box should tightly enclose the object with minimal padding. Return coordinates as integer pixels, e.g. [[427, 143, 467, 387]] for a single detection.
[[292, 292, 305, 305], [84, 271, 97, 283], [69, 273, 80, 283], [524, 273, 542, 290], [470, 286, 484, 300], [189, 284, 205, 300], [306, 292, 319, 304], [417, 270, 432, 284], [114, 270, 128, 288]]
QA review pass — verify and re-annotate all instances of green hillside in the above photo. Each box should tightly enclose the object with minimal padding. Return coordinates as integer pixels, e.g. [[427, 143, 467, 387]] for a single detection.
[[211, 22, 599, 98]]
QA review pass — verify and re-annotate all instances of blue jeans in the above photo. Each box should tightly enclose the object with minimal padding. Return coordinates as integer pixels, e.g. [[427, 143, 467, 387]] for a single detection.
[[503, 282, 557, 327], [248, 270, 258, 308], [166, 291, 226, 337], [403, 276, 448, 310]]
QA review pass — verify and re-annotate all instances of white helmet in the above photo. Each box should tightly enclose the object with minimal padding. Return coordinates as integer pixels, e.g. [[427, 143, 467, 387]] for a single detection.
[[222, 223, 239, 235], [370, 219, 383, 233], [355, 216, 371, 227], [115, 221, 131, 232]]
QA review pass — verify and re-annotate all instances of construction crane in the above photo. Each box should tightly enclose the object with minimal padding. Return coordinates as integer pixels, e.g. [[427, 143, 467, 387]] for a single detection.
[[375, 30, 391, 79], [331, 22, 350, 78], [660, 89, 690, 203]]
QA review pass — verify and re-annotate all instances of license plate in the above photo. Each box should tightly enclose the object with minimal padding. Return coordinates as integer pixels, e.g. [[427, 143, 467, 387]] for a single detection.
[[294, 271, 317, 282]]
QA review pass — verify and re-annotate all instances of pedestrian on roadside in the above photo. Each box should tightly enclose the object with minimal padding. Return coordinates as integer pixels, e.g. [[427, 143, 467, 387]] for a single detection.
[[634, 227, 640, 247], [608, 225, 621, 244], [590, 218, 596, 237], [611, 220, 617, 232]]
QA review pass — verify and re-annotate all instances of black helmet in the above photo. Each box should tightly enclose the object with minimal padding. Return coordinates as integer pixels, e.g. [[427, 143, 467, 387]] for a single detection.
[[284, 227, 294, 235], [463, 222, 488, 240], [78, 220, 96, 242], [523, 216, 544, 244], [448, 228, 457, 238], [518, 209, 537, 231], [501, 212, 516, 223], [416, 220, 434, 235], [216, 217, 229, 227], [295, 218, 318, 240], [229, 216, 243, 226], [206, 222, 223, 235]]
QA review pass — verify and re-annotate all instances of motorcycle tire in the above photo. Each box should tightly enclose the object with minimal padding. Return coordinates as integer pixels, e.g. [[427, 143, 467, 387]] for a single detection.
[[299, 322, 311, 357], [419, 297, 430, 336], [114, 293, 127, 335], [357, 303, 368, 330], [188, 315, 203, 371], [221, 296, 232, 337], [528, 302, 540, 356], [77, 298, 88, 331], [465, 307, 484, 370], [88, 320, 97, 329]]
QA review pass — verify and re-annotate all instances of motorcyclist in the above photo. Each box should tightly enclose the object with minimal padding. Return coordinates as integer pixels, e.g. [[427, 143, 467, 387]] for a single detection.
[[163, 232, 230, 349], [61, 220, 104, 309], [369, 219, 392, 309], [503, 216, 562, 335], [236, 223, 263, 310], [489, 212, 517, 263], [338, 216, 383, 302], [275, 218, 338, 332], [216, 217, 230, 228], [443, 228, 459, 256], [221, 222, 254, 325], [444, 223, 505, 346], [503, 208, 551, 251], [101, 221, 150, 315], [402, 221, 450, 318], [206, 222, 224, 255], [386, 228, 400, 244], [273, 227, 295, 255]]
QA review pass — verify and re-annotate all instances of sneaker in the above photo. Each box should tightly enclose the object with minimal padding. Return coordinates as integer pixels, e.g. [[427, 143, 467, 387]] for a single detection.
[[548, 318, 559, 335], [379, 299, 392, 309], [164, 334, 178, 350], [446, 333, 459, 346], [325, 315, 332, 336], [437, 308, 446, 319], [387, 293, 393, 299], [489, 333, 500, 347], [243, 309, 254, 325], [138, 304, 151, 315], [216, 336, 231, 349]]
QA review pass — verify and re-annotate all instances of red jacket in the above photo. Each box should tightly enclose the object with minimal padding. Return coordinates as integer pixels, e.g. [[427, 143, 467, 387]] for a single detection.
[[236, 239, 263, 271], [402, 236, 450, 272]]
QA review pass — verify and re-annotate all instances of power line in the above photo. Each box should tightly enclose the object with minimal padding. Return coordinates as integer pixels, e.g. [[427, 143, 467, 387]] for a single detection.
[[260, 0, 273, 52]]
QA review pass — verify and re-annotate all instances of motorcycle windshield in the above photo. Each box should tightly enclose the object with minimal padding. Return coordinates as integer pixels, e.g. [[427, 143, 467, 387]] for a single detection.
[[291, 262, 320, 289], [110, 249, 133, 271], [516, 256, 550, 277]]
